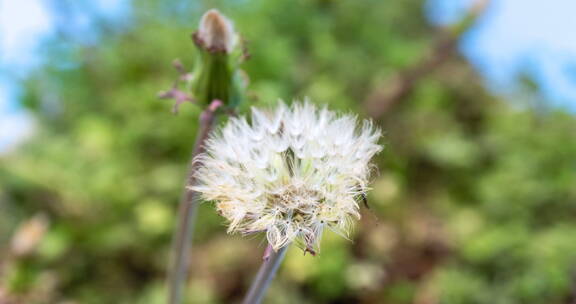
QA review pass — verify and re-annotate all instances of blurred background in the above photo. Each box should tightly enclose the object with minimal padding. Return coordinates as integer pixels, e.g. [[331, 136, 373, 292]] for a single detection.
[[1, 0, 576, 303]]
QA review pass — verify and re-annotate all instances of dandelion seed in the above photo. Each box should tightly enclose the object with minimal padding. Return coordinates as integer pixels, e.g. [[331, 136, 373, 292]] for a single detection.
[[191, 101, 382, 253]]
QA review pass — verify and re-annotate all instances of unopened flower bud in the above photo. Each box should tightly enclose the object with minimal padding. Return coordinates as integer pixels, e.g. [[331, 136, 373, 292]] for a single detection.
[[195, 9, 238, 53]]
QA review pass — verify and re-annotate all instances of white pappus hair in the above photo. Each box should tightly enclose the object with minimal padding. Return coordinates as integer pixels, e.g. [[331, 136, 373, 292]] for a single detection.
[[190, 101, 383, 254]]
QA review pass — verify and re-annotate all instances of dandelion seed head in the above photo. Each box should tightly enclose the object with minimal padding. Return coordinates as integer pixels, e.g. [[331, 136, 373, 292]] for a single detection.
[[191, 101, 382, 252]]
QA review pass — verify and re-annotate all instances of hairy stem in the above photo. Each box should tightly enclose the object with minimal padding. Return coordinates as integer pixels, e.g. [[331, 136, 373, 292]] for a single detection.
[[167, 100, 222, 304], [242, 245, 289, 304]]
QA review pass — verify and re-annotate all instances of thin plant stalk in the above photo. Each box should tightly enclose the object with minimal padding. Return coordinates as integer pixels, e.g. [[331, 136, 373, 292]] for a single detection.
[[242, 245, 289, 304], [167, 100, 222, 304]]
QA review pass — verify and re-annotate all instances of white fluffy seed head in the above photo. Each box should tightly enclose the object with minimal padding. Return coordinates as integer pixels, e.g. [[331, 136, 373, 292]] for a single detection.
[[191, 101, 383, 253]]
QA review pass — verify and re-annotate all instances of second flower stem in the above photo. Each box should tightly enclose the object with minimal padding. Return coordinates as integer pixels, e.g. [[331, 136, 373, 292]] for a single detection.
[[242, 245, 289, 304]]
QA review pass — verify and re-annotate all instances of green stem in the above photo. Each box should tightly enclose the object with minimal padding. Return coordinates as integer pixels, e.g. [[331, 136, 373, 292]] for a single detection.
[[242, 245, 289, 304], [167, 100, 222, 304]]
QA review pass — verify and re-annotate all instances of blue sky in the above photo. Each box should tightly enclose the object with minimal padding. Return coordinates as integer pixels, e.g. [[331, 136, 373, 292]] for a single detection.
[[428, 0, 576, 108], [0, 0, 129, 153], [1, 0, 576, 153], [0, 0, 52, 154]]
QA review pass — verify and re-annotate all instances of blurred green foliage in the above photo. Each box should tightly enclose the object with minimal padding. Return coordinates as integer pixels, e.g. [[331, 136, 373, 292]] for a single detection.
[[1, 0, 576, 303]]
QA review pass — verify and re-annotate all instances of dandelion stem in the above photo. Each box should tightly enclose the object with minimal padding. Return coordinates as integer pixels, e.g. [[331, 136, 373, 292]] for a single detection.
[[242, 245, 289, 304], [168, 100, 223, 304]]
